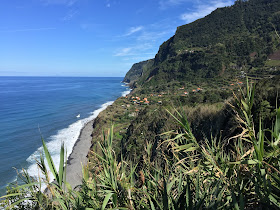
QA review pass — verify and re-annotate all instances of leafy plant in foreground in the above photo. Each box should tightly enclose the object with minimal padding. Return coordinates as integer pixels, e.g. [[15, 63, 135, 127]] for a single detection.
[[0, 138, 76, 209], [163, 79, 280, 209]]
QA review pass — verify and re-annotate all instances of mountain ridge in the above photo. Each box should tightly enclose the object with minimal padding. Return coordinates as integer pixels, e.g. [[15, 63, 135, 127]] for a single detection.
[[123, 0, 280, 91]]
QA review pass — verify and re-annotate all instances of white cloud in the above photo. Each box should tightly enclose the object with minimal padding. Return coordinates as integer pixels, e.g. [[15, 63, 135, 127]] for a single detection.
[[106, 3, 111, 8], [67, 0, 77, 6], [114, 43, 155, 57], [114, 48, 133, 56], [137, 30, 171, 42], [62, 9, 78, 21], [159, 0, 190, 9], [41, 0, 79, 21], [180, 0, 234, 23], [114, 19, 177, 63], [124, 26, 144, 36]]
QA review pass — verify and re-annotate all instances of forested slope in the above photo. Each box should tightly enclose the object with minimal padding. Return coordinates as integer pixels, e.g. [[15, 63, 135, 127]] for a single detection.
[[124, 0, 280, 92]]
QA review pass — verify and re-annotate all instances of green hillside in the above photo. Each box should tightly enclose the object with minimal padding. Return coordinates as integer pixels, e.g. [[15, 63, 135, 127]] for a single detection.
[[125, 0, 280, 92]]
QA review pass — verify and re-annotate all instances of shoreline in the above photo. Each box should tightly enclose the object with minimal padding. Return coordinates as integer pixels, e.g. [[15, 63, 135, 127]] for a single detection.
[[41, 100, 118, 192], [64, 88, 131, 189], [65, 119, 95, 189]]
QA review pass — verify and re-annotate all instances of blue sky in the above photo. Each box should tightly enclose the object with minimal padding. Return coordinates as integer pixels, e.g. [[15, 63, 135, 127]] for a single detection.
[[0, 0, 234, 77]]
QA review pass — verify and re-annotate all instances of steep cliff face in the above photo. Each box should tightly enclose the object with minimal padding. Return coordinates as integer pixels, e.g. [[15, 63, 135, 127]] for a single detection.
[[122, 59, 153, 84]]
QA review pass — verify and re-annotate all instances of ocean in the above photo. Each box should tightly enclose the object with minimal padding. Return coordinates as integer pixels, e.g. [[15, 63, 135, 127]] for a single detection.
[[0, 77, 129, 195]]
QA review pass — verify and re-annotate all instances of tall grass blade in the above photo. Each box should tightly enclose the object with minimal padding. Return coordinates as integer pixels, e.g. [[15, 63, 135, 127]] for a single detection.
[[273, 107, 280, 145], [163, 178, 168, 210], [101, 192, 114, 210], [186, 176, 192, 209], [148, 197, 156, 210], [59, 143, 65, 187], [42, 138, 59, 184]]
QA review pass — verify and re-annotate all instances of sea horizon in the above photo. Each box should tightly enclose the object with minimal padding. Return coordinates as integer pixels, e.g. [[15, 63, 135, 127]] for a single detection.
[[0, 76, 129, 195], [0, 76, 125, 78]]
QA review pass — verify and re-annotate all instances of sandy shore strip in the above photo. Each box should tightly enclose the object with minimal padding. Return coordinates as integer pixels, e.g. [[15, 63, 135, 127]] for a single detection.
[[65, 119, 94, 189]]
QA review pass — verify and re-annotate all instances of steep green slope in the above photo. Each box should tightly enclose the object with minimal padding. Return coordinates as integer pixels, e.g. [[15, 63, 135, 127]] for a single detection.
[[117, 0, 280, 160], [122, 59, 153, 84], [129, 0, 280, 91]]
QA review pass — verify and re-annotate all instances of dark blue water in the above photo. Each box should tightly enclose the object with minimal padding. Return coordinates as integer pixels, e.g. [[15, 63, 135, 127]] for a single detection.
[[0, 77, 128, 195]]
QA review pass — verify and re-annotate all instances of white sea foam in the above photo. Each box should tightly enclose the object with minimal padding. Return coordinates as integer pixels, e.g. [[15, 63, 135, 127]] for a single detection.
[[121, 82, 130, 87], [122, 88, 132, 97], [26, 101, 114, 190]]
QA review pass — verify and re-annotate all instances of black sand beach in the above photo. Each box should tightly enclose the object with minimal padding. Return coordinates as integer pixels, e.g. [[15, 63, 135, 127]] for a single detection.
[[66, 120, 94, 189]]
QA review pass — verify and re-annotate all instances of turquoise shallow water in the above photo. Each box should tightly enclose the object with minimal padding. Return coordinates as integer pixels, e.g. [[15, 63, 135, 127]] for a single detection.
[[0, 77, 128, 195]]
